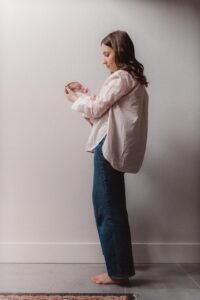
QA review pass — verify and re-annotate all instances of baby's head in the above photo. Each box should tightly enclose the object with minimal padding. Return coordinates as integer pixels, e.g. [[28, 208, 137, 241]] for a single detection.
[[66, 81, 88, 94]]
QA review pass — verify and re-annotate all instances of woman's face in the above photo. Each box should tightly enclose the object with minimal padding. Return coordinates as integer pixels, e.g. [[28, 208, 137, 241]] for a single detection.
[[101, 43, 118, 73]]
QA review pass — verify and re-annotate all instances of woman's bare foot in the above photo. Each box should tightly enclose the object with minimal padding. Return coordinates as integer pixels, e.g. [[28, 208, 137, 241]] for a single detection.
[[91, 272, 129, 285]]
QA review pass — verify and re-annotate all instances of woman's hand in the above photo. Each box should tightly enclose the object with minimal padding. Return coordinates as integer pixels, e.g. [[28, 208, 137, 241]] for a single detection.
[[84, 117, 93, 126], [65, 86, 78, 103]]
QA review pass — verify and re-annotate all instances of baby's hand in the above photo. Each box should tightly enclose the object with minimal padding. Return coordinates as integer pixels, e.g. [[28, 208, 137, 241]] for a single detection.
[[91, 95, 96, 101]]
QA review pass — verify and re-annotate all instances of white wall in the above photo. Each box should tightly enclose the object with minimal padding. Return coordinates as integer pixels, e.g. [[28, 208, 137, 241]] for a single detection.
[[0, 0, 200, 263]]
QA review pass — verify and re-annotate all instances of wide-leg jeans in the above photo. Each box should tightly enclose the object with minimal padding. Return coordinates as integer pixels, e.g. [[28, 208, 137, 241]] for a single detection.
[[92, 136, 135, 280]]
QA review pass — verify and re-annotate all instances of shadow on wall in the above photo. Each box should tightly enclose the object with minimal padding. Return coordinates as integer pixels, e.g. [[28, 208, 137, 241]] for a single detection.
[[123, 0, 200, 262], [128, 134, 200, 260]]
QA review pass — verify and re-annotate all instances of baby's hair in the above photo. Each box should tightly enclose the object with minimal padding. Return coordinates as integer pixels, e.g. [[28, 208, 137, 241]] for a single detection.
[[65, 81, 80, 94]]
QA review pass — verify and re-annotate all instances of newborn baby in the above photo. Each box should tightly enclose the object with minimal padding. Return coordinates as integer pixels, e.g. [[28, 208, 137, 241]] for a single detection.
[[65, 81, 96, 126]]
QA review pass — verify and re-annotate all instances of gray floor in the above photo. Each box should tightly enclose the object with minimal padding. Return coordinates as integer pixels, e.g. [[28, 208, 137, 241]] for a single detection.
[[0, 263, 200, 300]]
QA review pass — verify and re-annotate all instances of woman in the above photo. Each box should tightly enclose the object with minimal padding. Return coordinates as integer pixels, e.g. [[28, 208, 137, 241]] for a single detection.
[[65, 30, 149, 285]]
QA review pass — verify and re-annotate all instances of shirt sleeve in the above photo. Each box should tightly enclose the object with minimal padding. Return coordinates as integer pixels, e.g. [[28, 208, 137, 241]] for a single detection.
[[71, 71, 134, 119]]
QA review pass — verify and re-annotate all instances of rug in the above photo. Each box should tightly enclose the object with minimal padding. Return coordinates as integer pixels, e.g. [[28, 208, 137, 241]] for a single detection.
[[0, 294, 138, 300]]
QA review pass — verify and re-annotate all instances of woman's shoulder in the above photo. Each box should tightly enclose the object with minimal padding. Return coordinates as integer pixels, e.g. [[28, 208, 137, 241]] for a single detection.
[[105, 69, 135, 84], [98, 69, 137, 95], [112, 69, 146, 90], [110, 69, 130, 77]]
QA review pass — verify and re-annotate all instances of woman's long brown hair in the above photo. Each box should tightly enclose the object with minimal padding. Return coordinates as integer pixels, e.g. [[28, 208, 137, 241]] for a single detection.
[[101, 30, 149, 87]]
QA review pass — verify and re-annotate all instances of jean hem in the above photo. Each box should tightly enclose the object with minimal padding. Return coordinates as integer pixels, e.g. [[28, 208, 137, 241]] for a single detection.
[[109, 271, 136, 281]]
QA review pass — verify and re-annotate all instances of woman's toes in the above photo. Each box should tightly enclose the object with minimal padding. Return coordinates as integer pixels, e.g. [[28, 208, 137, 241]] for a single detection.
[[91, 272, 108, 284]]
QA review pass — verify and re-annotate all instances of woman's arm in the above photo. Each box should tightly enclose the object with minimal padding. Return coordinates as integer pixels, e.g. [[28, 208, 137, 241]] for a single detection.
[[67, 71, 135, 119]]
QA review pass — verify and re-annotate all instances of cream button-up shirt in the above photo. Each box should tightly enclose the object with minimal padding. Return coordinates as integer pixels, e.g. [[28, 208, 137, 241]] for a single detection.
[[72, 69, 148, 173]]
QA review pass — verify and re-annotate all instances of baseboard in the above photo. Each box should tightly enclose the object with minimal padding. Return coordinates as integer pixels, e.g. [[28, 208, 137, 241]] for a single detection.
[[0, 242, 200, 263]]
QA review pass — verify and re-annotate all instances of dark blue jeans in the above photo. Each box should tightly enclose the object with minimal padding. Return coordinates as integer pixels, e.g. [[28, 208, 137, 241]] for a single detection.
[[92, 136, 135, 280]]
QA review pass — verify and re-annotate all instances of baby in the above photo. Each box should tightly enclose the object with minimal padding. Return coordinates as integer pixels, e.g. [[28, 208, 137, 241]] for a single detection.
[[65, 81, 96, 126]]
